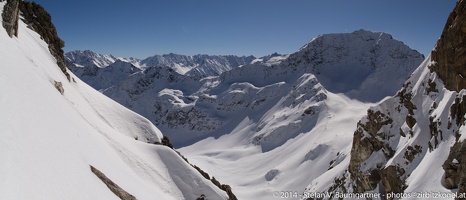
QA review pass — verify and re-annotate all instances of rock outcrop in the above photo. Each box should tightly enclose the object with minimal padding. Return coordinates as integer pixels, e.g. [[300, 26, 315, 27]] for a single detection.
[[2, 0, 69, 80], [1, 0, 20, 37], [19, 1, 70, 80], [435, 0, 466, 196], [431, 0, 466, 92]]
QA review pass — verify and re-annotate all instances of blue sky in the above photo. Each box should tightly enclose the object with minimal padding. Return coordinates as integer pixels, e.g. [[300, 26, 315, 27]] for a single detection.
[[33, 0, 456, 59]]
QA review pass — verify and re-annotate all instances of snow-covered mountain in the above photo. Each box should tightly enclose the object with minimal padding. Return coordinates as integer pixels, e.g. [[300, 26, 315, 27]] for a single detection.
[[73, 29, 422, 148], [140, 53, 256, 78], [66, 50, 256, 79], [289, 29, 424, 102], [0, 1, 231, 199], [66, 50, 118, 69], [63, 17, 427, 199], [173, 30, 425, 199]]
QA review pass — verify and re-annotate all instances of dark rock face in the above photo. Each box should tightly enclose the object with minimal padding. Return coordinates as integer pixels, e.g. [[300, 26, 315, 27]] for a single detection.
[[443, 141, 466, 190], [431, 0, 466, 92], [443, 96, 466, 196], [348, 110, 396, 193], [19, 1, 70, 80], [1, 0, 20, 37], [434, 0, 466, 196]]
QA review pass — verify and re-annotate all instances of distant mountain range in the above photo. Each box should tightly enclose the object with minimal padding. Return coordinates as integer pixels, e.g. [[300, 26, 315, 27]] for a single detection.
[[66, 50, 256, 80]]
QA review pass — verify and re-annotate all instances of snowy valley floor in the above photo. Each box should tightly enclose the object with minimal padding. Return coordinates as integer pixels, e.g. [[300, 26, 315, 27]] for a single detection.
[[180, 92, 378, 199]]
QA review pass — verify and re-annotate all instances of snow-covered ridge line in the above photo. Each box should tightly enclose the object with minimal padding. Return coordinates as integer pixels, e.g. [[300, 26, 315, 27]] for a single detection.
[[66, 50, 256, 78]]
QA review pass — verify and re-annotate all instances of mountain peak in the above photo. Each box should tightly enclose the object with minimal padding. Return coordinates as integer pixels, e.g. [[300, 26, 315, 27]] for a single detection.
[[301, 30, 396, 51], [290, 29, 424, 102]]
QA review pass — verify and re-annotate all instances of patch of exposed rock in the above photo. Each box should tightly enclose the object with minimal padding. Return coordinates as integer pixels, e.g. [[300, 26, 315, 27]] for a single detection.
[[19, 1, 70, 80], [1, 0, 20, 37]]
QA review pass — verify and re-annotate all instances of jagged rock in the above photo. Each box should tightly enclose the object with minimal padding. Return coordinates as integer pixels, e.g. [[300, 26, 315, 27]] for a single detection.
[[349, 110, 394, 192], [431, 0, 466, 91], [90, 165, 136, 200], [1, 0, 20, 37], [406, 114, 416, 128], [397, 83, 416, 115], [54, 80, 64, 95], [443, 140, 466, 190], [19, 1, 70, 80], [439, 2, 466, 195], [380, 165, 406, 194], [404, 145, 422, 163], [450, 96, 466, 127]]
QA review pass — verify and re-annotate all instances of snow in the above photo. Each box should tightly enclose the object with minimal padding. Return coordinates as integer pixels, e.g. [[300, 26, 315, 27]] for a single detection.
[[292, 30, 425, 102], [0, 4, 227, 199], [180, 92, 375, 199], [6, 0, 464, 198], [60, 28, 427, 199]]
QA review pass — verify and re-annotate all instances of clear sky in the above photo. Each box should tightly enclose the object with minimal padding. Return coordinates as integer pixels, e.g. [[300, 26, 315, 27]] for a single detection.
[[32, 0, 457, 59]]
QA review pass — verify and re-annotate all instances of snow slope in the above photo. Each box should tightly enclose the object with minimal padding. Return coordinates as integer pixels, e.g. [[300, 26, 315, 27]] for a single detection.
[[0, 2, 227, 199]]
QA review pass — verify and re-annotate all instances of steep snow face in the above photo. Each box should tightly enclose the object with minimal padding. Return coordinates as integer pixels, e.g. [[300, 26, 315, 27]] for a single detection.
[[289, 30, 425, 102], [0, 3, 227, 199]]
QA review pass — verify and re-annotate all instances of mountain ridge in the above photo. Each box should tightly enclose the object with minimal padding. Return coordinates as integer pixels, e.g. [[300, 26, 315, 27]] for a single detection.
[[66, 50, 256, 79]]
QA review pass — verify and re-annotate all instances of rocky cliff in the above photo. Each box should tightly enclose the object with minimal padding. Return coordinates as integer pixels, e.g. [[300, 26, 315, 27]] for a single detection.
[[1, 0, 69, 80], [437, 0, 466, 196], [431, 0, 466, 92], [1, 0, 19, 37], [19, 1, 69, 80]]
